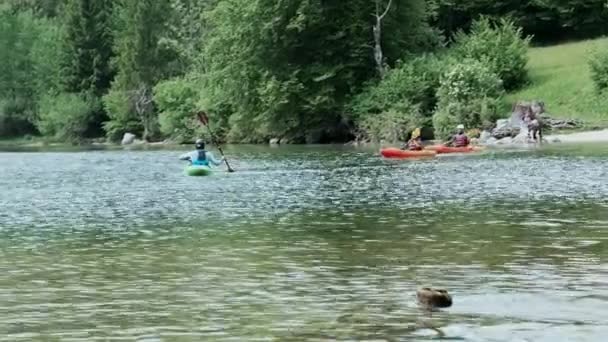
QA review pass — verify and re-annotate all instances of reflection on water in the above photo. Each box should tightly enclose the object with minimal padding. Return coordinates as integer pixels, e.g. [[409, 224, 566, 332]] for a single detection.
[[0, 144, 607, 341]]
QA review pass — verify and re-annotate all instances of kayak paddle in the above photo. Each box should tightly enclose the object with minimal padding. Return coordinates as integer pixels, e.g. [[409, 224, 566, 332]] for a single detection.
[[196, 111, 235, 173]]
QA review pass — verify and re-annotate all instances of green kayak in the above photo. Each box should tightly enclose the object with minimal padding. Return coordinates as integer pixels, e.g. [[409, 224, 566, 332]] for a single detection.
[[185, 165, 212, 176]]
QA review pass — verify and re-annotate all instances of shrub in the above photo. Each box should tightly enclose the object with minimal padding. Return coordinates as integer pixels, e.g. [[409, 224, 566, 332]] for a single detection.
[[432, 60, 504, 139], [467, 128, 481, 139], [0, 97, 36, 137], [36, 92, 95, 142], [357, 100, 425, 143], [436, 59, 503, 104], [452, 17, 531, 90], [589, 45, 608, 92], [102, 88, 141, 142], [154, 77, 204, 143], [350, 55, 445, 118]]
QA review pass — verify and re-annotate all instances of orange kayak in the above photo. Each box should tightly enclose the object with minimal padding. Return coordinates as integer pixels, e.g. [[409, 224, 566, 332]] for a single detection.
[[380, 148, 436, 159], [426, 145, 484, 154]]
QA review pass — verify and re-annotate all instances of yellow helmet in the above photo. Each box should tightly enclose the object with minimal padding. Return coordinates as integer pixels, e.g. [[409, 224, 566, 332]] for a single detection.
[[411, 128, 421, 139]]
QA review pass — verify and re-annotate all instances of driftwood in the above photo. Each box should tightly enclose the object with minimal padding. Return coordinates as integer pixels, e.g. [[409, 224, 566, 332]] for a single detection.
[[129, 84, 154, 142]]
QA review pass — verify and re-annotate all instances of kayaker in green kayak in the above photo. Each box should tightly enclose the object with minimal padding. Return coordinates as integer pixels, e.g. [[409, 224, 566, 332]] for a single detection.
[[446, 124, 470, 147], [179, 139, 224, 167]]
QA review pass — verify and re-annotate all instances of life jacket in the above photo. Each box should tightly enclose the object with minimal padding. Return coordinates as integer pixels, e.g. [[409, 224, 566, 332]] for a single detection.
[[454, 133, 469, 147], [407, 139, 423, 151], [192, 150, 209, 166]]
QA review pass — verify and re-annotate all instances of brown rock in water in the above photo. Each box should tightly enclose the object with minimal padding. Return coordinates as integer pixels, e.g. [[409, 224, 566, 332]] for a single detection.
[[417, 288, 452, 308]]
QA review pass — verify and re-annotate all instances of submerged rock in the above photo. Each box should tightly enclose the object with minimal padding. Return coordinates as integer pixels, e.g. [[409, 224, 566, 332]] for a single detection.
[[549, 137, 561, 143], [417, 288, 452, 309]]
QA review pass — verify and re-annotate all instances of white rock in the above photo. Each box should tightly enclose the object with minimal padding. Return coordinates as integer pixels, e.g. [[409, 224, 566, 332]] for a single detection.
[[512, 133, 529, 144], [495, 119, 510, 130], [485, 137, 498, 145], [269, 138, 280, 145], [121, 133, 136, 145], [496, 137, 513, 145], [479, 130, 492, 143]]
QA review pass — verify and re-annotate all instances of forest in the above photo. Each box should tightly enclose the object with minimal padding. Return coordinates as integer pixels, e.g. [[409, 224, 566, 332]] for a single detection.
[[1, 0, 608, 144]]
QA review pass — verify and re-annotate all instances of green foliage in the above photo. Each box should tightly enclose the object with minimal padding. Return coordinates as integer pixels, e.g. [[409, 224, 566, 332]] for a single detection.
[[0, 97, 35, 136], [507, 37, 608, 124], [452, 17, 531, 90], [30, 18, 64, 98], [3, 0, 606, 144], [105, 0, 175, 140], [154, 77, 205, 142], [433, 0, 608, 43], [36, 93, 96, 142], [101, 88, 140, 142], [0, 8, 61, 136], [351, 55, 445, 119], [358, 101, 424, 143], [202, 0, 437, 143], [588, 45, 608, 92], [433, 59, 503, 139], [62, 0, 114, 96]]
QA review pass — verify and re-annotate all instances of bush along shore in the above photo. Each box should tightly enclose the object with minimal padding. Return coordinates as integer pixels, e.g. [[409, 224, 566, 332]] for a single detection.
[[1, 1, 607, 146]]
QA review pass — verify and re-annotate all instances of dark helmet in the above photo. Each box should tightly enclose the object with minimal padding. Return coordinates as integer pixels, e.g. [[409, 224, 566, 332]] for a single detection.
[[195, 139, 205, 150]]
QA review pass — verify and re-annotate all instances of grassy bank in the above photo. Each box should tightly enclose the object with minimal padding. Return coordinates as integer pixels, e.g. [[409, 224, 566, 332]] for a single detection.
[[505, 37, 608, 126]]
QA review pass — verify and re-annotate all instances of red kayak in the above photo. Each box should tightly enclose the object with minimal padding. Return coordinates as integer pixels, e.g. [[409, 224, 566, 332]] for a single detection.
[[380, 148, 436, 159], [426, 145, 484, 154]]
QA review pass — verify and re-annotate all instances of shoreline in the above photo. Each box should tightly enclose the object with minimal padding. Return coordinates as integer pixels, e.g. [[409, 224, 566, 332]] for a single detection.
[[544, 129, 608, 143], [2, 128, 608, 150]]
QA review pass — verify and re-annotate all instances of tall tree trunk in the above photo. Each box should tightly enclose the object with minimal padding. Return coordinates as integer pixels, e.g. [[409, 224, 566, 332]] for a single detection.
[[131, 84, 154, 141], [373, 0, 392, 78]]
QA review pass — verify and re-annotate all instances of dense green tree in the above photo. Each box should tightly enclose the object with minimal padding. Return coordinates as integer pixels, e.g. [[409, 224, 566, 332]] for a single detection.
[[62, 0, 114, 96], [2, 0, 606, 143], [0, 8, 39, 136], [104, 0, 176, 141], [202, 0, 437, 143], [4, 0, 64, 17], [433, 0, 608, 42]]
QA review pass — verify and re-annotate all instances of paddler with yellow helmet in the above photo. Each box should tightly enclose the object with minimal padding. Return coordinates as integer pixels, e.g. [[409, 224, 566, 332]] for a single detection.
[[402, 128, 423, 151]]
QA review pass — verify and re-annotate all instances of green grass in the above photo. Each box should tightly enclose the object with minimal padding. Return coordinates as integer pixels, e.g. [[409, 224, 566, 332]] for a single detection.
[[506, 37, 608, 126]]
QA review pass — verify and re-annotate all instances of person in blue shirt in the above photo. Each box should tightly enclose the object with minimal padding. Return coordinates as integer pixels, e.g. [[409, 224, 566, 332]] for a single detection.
[[179, 139, 224, 166]]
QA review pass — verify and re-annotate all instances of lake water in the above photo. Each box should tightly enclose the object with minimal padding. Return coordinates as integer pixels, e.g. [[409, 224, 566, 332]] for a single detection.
[[0, 144, 607, 341]]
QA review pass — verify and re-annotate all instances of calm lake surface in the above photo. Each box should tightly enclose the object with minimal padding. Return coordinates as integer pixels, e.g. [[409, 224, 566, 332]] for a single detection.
[[1, 144, 607, 341]]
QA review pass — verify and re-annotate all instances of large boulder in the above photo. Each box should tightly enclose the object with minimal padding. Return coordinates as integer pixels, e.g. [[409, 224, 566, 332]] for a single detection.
[[485, 137, 498, 145], [479, 130, 492, 143], [492, 125, 520, 140], [511, 133, 529, 144], [121, 133, 137, 145], [496, 137, 513, 145], [495, 119, 510, 131]]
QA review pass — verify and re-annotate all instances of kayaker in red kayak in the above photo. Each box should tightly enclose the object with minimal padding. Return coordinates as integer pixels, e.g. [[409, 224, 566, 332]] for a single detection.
[[446, 124, 470, 147], [402, 128, 423, 151]]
